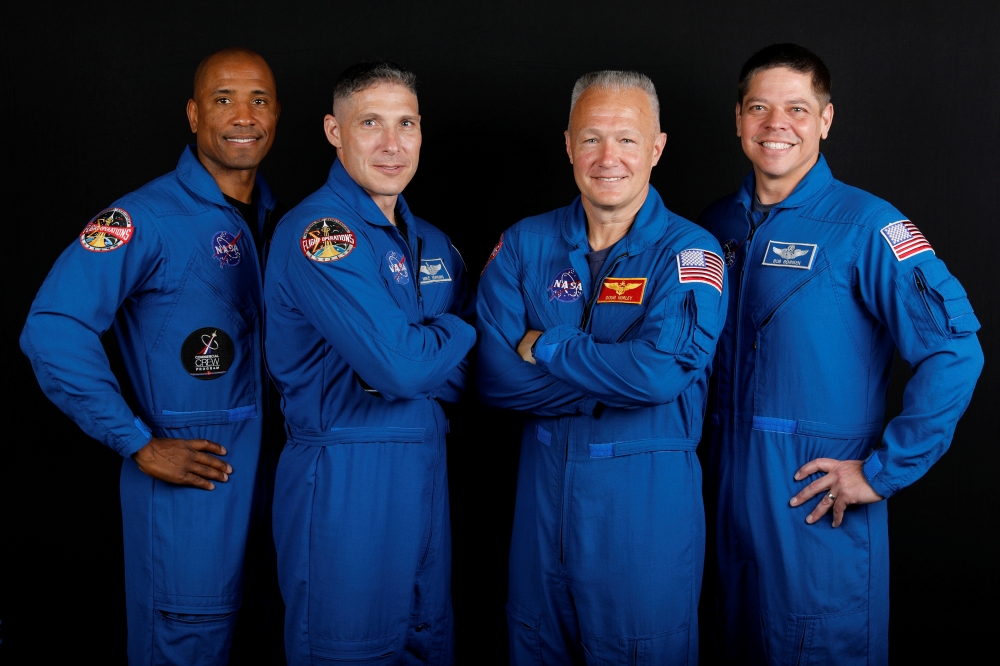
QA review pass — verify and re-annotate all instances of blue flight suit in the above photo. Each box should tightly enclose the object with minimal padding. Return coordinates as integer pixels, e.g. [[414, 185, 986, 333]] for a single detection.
[[477, 187, 727, 665], [21, 146, 277, 665], [264, 159, 475, 666], [700, 155, 983, 665]]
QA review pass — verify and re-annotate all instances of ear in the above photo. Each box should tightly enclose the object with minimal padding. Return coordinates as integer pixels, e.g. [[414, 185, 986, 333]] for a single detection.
[[186, 99, 198, 134], [820, 102, 834, 140], [564, 130, 573, 164], [650, 132, 668, 167], [324, 114, 341, 149], [735, 102, 742, 137]]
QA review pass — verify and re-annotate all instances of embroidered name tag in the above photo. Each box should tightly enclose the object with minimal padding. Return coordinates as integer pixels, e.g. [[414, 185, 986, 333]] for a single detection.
[[597, 278, 647, 304], [762, 241, 817, 269], [419, 258, 452, 284]]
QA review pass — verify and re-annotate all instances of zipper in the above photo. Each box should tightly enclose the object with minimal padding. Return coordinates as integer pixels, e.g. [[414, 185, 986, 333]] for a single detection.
[[755, 263, 828, 341], [579, 252, 628, 330]]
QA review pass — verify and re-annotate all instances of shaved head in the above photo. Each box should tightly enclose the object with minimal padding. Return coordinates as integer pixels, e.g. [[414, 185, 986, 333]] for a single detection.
[[193, 47, 274, 98]]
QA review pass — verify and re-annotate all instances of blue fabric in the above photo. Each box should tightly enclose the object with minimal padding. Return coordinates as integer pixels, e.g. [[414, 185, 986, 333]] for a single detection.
[[477, 187, 727, 663], [265, 158, 474, 665], [701, 154, 983, 665], [864, 450, 884, 480], [21, 146, 276, 664]]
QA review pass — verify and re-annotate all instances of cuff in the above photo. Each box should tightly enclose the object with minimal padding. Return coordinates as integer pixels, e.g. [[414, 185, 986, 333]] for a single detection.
[[533, 325, 581, 366], [116, 416, 154, 458]]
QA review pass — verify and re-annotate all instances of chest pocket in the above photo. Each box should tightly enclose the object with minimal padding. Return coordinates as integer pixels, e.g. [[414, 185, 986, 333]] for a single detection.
[[749, 249, 831, 330], [416, 256, 455, 316], [145, 255, 258, 424]]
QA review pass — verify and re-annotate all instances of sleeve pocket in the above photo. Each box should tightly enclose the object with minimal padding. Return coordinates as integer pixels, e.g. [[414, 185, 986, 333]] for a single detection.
[[657, 289, 719, 368], [897, 260, 981, 348]]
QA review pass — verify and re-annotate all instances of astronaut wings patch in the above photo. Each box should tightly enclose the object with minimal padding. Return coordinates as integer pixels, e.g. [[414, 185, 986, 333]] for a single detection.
[[880, 220, 933, 261], [676, 249, 724, 294]]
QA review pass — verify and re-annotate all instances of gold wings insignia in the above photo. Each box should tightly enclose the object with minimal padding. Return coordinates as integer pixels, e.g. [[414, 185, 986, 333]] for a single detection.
[[604, 280, 641, 296]]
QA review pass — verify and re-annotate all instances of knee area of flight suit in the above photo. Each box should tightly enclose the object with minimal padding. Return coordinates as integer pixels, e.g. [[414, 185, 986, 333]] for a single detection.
[[580, 626, 694, 666], [151, 609, 238, 666]]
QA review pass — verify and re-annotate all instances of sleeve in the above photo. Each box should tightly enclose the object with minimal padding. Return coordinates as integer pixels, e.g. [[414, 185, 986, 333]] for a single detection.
[[20, 204, 161, 457], [278, 217, 476, 402], [475, 230, 601, 417], [533, 244, 729, 407], [855, 214, 983, 499], [434, 242, 474, 404]]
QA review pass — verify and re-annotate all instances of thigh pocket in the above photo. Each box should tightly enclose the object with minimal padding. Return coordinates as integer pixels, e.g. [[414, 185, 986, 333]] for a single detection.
[[630, 625, 691, 666], [506, 601, 543, 666], [784, 606, 868, 666], [310, 633, 400, 664], [306, 434, 435, 651], [152, 610, 237, 666]]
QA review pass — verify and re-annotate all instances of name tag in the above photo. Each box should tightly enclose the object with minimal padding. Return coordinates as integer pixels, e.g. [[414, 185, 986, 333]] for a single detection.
[[419, 258, 452, 284], [597, 277, 647, 304], [762, 241, 818, 269]]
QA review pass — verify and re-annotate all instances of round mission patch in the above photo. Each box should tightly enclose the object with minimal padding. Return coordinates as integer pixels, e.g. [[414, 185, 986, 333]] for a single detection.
[[180, 327, 235, 380], [300, 218, 357, 263], [80, 208, 133, 252]]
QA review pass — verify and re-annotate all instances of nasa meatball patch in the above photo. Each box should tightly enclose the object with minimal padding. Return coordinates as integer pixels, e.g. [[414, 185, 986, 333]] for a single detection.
[[548, 267, 582, 302], [761, 240, 817, 270], [386, 250, 410, 285], [79, 208, 133, 252], [212, 230, 243, 267], [300, 218, 357, 263], [180, 327, 234, 380]]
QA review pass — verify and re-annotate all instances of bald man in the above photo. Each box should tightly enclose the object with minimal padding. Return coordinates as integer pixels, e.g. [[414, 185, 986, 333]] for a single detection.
[[21, 47, 281, 664]]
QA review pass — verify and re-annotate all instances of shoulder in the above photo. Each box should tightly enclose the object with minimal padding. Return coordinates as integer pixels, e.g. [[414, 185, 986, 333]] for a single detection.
[[698, 191, 744, 226], [804, 179, 902, 229], [662, 211, 723, 255]]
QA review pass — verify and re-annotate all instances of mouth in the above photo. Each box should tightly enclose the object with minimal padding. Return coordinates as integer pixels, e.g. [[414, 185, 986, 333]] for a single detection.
[[760, 141, 794, 150], [373, 164, 406, 173], [594, 176, 626, 182], [225, 136, 261, 145]]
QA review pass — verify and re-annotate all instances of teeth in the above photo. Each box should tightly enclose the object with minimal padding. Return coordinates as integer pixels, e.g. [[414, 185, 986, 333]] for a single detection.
[[598, 177, 624, 181], [228, 138, 256, 143], [762, 141, 792, 149]]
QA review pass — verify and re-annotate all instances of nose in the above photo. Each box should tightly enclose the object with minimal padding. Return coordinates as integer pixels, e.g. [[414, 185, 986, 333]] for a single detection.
[[380, 125, 400, 154], [763, 107, 790, 129], [596, 141, 621, 167], [231, 99, 256, 126]]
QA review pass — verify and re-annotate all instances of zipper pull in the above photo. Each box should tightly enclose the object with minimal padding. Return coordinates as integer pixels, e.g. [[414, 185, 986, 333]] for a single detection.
[[915, 275, 925, 292]]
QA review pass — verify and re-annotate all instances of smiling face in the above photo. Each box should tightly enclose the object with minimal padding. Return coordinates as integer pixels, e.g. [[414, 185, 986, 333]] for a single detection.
[[186, 52, 279, 175], [565, 86, 666, 218], [324, 83, 421, 200], [737, 66, 833, 199]]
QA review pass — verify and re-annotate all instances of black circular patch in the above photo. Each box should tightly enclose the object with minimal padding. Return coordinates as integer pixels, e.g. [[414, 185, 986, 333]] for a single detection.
[[180, 327, 234, 380]]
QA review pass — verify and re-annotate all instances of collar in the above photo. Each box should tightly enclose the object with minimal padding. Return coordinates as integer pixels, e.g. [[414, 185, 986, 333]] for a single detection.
[[736, 153, 834, 212], [560, 184, 670, 257], [324, 158, 415, 229], [175, 145, 277, 211]]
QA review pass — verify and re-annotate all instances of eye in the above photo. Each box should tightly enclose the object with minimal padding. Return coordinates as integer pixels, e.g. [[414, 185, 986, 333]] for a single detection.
[[217, 97, 232, 105], [252, 98, 266, 106], [362, 119, 377, 127], [621, 138, 634, 144], [400, 120, 412, 127], [791, 107, 805, 113]]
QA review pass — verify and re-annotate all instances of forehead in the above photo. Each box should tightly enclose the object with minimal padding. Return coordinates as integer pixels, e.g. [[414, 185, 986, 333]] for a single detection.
[[745, 67, 820, 105], [342, 83, 419, 116], [198, 56, 275, 94], [571, 87, 655, 134]]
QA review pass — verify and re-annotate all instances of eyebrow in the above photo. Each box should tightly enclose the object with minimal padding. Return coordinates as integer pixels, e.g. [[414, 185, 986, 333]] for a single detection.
[[745, 96, 814, 106], [211, 88, 272, 96]]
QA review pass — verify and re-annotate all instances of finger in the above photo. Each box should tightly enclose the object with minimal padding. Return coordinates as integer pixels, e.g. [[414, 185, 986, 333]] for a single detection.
[[187, 462, 230, 483], [189, 439, 227, 456], [789, 474, 832, 506], [191, 451, 234, 474], [805, 492, 835, 524], [831, 498, 847, 528], [180, 472, 216, 490], [793, 457, 837, 481]]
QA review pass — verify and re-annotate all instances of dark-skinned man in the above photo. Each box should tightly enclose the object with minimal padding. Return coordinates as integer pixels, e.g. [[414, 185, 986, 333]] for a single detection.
[[21, 47, 281, 665], [700, 44, 984, 664]]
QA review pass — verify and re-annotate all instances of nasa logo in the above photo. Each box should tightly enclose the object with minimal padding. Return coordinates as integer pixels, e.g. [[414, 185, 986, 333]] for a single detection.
[[300, 218, 357, 263], [79, 208, 133, 253], [722, 238, 740, 268], [180, 327, 235, 380], [212, 230, 243, 268], [762, 240, 818, 270], [386, 250, 410, 285], [548, 268, 583, 302]]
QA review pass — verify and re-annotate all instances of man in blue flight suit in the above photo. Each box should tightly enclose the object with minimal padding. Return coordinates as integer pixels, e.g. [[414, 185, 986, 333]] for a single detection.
[[264, 61, 475, 665], [700, 44, 984, 665], [477, 71, 727, 664], [20, 48, 282, 664]]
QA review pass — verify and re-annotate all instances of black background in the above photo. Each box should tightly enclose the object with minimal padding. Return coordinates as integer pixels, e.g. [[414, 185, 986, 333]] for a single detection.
[[4, 1, 997, 663]]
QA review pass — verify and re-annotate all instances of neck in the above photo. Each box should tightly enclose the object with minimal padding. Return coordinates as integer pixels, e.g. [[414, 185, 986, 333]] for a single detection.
[[583, 185, 648, 251], [753, 155, 819, 205], [367, 191, 399, 225], [197, 151, 257, 204]]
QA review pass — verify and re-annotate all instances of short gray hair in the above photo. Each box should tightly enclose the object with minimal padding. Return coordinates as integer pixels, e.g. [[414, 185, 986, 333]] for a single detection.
[[333, 59, 417, 115], [568, 70, 660, 130]]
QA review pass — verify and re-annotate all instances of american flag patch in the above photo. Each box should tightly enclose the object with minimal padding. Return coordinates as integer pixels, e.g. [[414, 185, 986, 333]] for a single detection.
[[880, 220, 933, 261], [677, 249, 724, 294]]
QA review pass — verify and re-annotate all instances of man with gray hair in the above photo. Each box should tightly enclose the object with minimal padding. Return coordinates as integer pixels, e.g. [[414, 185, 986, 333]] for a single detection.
[[265, 60, 475, 664], [477, 70, 726, 663]]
